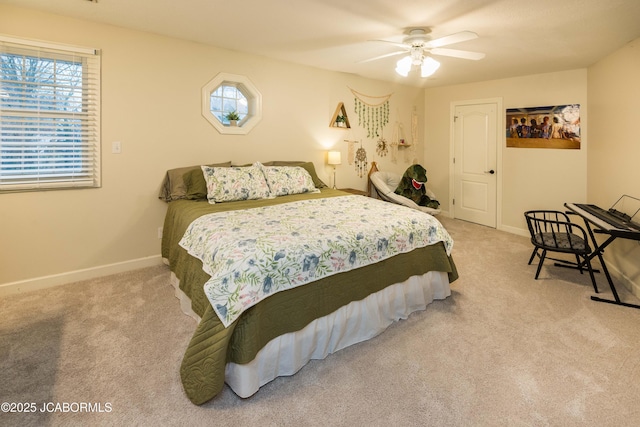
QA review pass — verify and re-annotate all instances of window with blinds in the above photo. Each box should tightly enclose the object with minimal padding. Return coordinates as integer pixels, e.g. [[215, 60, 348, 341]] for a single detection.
[[0, 36, 100, 191]]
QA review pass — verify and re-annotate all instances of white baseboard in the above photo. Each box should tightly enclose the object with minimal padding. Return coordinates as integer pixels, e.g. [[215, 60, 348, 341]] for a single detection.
[[0, 255, 164, 297], [498, 224, 640, 298], [603, 261, 640, 301], [498, 223, 530, 238]]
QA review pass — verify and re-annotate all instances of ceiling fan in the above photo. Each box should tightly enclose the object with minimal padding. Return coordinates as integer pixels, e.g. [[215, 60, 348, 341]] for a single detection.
[[360, 28, 485, 78]]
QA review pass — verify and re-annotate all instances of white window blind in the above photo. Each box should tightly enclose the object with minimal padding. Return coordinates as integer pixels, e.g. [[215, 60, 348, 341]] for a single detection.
[[0, 36, 101, 191]]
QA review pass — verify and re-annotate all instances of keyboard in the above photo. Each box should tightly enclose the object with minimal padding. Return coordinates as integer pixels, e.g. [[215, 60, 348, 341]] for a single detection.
[[574, 203, 640, 231]]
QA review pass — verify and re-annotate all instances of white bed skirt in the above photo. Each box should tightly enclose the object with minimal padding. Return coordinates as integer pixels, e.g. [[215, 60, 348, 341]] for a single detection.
[[169, 269, 451, 398]]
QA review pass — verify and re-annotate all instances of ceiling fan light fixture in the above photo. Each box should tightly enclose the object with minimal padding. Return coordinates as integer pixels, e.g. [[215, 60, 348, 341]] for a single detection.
[[366, 28, 484, 79], [395, 56, 412, 77], [421, 56, 440, 77]]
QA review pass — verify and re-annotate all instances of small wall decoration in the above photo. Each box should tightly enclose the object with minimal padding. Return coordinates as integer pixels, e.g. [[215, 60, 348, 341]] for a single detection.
[[329, 102, 351, 128], [390, 141, 398, 163], [506, 104, 581, 149], [354, 142, 368, 178], [350, 87, 392, 139], [376, 137, 388, 157], [344, 139, 356, 165], [411, 109, 418, 145], [389, 122, 399, 164]]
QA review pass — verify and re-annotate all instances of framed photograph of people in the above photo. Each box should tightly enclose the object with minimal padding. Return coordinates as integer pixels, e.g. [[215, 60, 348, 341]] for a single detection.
[[506, 104, 580, 149]]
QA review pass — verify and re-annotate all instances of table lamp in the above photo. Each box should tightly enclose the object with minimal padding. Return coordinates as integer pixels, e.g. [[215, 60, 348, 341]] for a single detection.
[[327, 151, 342, 189]]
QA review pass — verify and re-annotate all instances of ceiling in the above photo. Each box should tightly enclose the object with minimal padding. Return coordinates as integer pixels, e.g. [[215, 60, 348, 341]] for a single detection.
[[4, 0, 640, 88]]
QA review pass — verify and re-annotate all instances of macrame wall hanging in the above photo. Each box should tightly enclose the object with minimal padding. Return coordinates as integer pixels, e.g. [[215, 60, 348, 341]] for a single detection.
[[350, 88, 392, 139], [411, 109, 418, 145], [344, 139, 356, 165], [407, 109, 419, 164], [354, 141, 368, 178], [390, 121, 405, 164]]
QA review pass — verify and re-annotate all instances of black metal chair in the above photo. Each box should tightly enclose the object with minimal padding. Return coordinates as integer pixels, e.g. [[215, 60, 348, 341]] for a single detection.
[[524, 210, 598, 293]]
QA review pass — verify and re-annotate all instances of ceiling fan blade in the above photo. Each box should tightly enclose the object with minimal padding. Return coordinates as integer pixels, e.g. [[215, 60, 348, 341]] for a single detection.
[[425, 31, 478, 48], [369, 39, 410, 50], [357, 50, 407, 63], [430, 48, 485, 60]]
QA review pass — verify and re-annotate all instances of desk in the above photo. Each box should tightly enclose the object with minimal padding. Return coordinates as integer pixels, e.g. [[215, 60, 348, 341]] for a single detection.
[[565, 202, 640, 309]]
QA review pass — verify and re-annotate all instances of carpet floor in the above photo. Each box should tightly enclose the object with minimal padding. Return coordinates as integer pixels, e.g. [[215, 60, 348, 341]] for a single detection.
[[2, 217, 640, 426]]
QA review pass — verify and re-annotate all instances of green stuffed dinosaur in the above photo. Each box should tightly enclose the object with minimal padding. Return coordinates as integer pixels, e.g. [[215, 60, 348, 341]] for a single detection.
[[394, 164, 440, 209]]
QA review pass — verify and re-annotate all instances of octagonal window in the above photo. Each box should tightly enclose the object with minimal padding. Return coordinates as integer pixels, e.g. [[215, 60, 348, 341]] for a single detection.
[[210, 85, 248, 125], [202, 73, 262, 135]]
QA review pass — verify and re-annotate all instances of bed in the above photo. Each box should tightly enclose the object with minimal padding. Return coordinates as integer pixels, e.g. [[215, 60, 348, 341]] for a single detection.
[[160, 161, 458, 405]]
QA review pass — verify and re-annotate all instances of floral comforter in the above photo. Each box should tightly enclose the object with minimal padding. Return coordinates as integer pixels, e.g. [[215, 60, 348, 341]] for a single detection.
[[179, 195, 453, 327]]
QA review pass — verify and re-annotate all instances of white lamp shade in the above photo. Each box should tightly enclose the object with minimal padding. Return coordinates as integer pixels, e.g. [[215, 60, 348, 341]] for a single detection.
[[328, 151, 342, 165], [421, 57, 440, 77], [395, 56, 412, 77]]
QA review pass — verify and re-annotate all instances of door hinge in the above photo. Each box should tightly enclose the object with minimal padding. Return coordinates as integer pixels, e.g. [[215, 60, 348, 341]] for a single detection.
[[452, 198, 455, 205], [454, 116, 458, 122]]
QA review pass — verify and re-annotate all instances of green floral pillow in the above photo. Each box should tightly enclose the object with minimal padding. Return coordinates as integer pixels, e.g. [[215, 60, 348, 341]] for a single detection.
[[259, 163, 320, 197], [270, 161, 327, 188], [201, 163, 271, 203], [158, 161, 231, 201]]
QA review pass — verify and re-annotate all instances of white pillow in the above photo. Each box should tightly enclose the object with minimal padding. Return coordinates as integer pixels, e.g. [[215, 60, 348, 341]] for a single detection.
[[259, 163, 319, 197], [201, 163, 271, 203]]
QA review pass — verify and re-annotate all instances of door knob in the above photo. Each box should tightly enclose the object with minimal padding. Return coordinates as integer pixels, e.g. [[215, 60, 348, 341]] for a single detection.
[[484, 169, 495, 174]]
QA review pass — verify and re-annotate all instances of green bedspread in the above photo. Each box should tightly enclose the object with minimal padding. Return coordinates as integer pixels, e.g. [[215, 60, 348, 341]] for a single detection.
[[162, 189, 458, 404]]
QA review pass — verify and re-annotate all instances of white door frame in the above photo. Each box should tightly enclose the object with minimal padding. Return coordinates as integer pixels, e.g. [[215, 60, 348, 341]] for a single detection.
[[449, 97, 504, 228]]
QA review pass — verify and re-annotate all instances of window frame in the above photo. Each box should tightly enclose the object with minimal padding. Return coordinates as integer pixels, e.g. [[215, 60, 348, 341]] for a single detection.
[[0, 35, 101, 192], [201, 72, 262, 135]]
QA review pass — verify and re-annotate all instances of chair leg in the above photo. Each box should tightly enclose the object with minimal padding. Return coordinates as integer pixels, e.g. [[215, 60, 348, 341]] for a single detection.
[[528, 248, 538, 265], [575, 254, 584, 274], [584, 256, 599, 294], [535, 249, 547, 279]]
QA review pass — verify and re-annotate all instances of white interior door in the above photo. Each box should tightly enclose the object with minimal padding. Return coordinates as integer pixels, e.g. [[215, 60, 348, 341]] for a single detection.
[[452, 102, 498, 228]]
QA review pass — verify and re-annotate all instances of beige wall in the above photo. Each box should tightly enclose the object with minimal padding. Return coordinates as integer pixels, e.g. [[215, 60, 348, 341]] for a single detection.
[[424, 69, 588, 233], [3, 5, 637, 297], [424, 38, 640, 296], [588, 37, 640, 297], [0, 5, 424, 286]]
